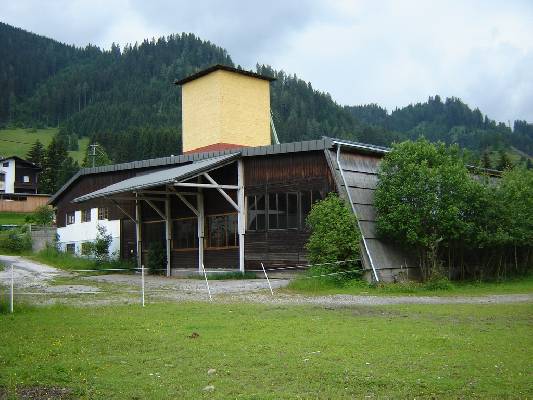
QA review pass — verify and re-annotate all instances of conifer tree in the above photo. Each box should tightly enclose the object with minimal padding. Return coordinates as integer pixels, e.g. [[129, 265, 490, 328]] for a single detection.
[[26, 140, 45, 167]]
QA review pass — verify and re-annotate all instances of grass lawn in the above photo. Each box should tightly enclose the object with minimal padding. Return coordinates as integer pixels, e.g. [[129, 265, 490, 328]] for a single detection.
[[0, 212, 31, 225], [0, 302, 531, 399], [0, 128, 88, 163], [287, 275, 533, 297]]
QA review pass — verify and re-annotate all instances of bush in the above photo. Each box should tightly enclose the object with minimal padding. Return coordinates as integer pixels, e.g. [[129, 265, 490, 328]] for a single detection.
[[25, 205, 54, 226], [0, 226, 32, 253], [305, 193, 361, 282], [147, 241, 166, 274], [92, 225, 113, 263]]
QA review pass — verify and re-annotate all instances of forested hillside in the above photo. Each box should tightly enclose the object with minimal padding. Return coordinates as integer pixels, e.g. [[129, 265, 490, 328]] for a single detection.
[[1, 21, 532, 193]]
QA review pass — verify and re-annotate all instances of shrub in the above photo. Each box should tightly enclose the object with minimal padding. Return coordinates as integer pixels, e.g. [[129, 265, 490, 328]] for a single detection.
[[92, 225, 113, 263], [0, 226, 32, 253], [147, 241, 166, 274], [305, 193, 361, 281], [25, 205, 54, 226]]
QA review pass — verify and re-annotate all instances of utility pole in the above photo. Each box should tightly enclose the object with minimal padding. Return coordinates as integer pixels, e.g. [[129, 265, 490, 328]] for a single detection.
[[89, 143, 98, 168]]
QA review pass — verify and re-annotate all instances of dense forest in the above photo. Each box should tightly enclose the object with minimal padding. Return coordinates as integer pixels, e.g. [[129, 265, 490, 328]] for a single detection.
[[1, 21, 532, 193]]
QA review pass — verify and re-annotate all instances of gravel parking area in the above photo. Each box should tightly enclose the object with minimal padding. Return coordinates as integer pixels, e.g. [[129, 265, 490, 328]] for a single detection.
[[1, 255, 532, 307]]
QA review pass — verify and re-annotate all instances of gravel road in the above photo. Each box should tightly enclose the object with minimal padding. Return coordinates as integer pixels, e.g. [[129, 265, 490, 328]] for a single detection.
[[1, 255, 532, 307]]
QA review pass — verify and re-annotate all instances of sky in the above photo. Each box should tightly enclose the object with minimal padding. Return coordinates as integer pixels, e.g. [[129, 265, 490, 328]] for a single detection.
[[2, 0, 533, 123]]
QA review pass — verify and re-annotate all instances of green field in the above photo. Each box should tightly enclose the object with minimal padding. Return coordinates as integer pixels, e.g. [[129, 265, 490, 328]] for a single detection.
[[0, 128, 88, 163], [287, 275, 533, 297], [0, 212, 31, 225], [0, 302, 531, 399]]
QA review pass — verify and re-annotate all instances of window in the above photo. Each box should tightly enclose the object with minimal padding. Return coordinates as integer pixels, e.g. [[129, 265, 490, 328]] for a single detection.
[[207, 214, 237, 248], [173, 218, 198, 249], [66, 243, 75, 254], [300, 190, 324, 229], [268, 193, 298, 230], [23, 176, 30, 183], [98, 207, 109, 220], [81, 209, 91, 222], [246, 194, 266, 231], [66, 212, 75, 225], [2, 162, 8, 167]]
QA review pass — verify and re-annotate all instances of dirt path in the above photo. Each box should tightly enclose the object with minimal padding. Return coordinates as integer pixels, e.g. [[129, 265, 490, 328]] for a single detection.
[[1, 255, 532, 306]]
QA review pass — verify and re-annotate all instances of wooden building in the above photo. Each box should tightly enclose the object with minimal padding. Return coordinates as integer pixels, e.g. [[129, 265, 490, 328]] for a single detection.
[[49, 65, 416, 281]]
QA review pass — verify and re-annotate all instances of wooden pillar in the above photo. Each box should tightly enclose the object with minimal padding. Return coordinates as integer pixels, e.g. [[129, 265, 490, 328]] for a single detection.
[[237, 159, 245, 273], [165, 197, 171, 277], [197, 188, 204, 274], [135, 196, 142, 269]]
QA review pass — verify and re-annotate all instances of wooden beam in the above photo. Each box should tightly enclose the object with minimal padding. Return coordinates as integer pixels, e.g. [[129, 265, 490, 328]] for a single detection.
[[165, 197, 171, 277], [174, 182, 238, 190], [144, 198, 166, 220], [202, 172, 240, 212], [135, 196, 142, 269], [237, 159, 245, 273], [107, 198, 136, 223], [168, 186, 199, 216], [197, 188, 205, 274]]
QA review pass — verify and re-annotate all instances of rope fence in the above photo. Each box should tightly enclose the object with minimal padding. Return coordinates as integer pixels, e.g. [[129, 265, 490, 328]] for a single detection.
[[1, 259, 362, 312]]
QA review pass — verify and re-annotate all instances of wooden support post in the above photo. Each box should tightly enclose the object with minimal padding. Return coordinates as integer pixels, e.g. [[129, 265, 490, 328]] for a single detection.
[[197, 188, 205, 275], [237, 159, 245, 273], [135, 195, 142, 269], [165, 197, 171, 277]]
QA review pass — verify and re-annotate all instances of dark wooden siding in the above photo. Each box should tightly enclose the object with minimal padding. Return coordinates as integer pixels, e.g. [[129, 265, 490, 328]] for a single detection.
[[243, 151, 335, 268], [55, 170, 136, 228]]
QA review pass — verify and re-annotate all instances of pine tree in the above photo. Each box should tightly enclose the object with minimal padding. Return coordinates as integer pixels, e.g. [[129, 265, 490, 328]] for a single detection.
[[496, 150, 513, 171], [40, 136, 78, 193], [26, 140, 45, 167], [481, 150, 492, 169]]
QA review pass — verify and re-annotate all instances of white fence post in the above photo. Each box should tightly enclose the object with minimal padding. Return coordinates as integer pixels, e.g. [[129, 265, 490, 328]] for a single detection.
[[201, 263, 212, 302], [10, 264, 14, 313], [261, 262, 274, 296], [141, 264, 145, 307]]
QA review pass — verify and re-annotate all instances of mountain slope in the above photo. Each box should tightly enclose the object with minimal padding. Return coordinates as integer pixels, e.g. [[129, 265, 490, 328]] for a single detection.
[[1, 22, 532, 166]]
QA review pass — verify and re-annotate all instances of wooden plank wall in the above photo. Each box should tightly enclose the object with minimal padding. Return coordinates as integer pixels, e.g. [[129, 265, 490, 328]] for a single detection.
[[243, 151, 335, 268]]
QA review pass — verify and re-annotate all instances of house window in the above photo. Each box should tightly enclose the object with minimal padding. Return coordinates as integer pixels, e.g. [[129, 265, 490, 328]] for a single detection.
[[246, 194, 266, 231], [207, 214, 237, 248], [66, 212, 75, 225], [268, 193, 298, 230], [173, 218, 198, 249], [23, 176, 30, 183], [98, 207, 109, 220], [81, 209, 91, 222], [66, 243, 75, 254], [2, 162, 8, 167]]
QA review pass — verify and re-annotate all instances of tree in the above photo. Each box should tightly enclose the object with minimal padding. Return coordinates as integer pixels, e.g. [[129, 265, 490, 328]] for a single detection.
[[480, 150, 492, 169], [305, 193, 361, 279], [25, 205, 54, 226], [26, 140, 45, 167], [374, 139, 476, 280], [496, 150, 513, 171], [40, 136, 79, 194]]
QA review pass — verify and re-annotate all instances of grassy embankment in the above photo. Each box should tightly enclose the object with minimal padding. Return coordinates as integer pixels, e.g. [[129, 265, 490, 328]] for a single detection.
[[0, 128, 88, 163], [0, 302, 531, 399], [287, 274, 533, 297], [0, 212, 31, 225]]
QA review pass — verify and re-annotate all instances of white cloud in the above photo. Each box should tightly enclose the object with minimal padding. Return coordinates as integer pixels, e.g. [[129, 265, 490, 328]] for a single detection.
[[1, 0, 532, 121]]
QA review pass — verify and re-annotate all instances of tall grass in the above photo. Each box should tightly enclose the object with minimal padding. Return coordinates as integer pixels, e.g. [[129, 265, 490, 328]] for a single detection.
[[28, 247, 135, 271]]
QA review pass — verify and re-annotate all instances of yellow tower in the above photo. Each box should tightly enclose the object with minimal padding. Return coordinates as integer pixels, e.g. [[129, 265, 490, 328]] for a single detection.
[[175, 65, 275, 154]]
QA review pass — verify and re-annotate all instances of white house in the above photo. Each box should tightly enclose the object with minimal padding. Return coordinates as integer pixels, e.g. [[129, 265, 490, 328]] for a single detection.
[[57, 206, 121, 257]]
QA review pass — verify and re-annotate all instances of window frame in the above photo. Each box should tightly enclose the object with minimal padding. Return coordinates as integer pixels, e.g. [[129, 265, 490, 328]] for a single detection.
[[98, 207, 109, 220], [206, 212, 238, 249], [246, 194, 266, 232], [65, 243, 75, 254], [66, 211, 75, 225], [81, 209, 91, 223], [172, 217, 199, 250]]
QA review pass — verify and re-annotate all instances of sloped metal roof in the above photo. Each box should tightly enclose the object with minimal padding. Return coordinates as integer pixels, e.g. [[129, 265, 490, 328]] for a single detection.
[[73, 153, 239, 203]]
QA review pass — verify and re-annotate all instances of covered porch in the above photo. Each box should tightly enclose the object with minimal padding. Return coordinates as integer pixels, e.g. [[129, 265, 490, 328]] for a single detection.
[[73, 154, 245, 276]]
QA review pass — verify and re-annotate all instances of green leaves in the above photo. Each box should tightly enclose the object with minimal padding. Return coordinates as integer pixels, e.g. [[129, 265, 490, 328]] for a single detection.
[[305, 193, 361, 276]]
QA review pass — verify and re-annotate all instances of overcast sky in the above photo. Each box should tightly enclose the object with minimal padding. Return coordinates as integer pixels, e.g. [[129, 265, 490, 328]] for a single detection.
[[2, 0, 533, 123]]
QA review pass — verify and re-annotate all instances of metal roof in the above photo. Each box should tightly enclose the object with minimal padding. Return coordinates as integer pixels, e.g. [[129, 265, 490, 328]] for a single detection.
[[72, 153, 239, 203], [49, 137, 395, 205], [174, 64, 276, 85]]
